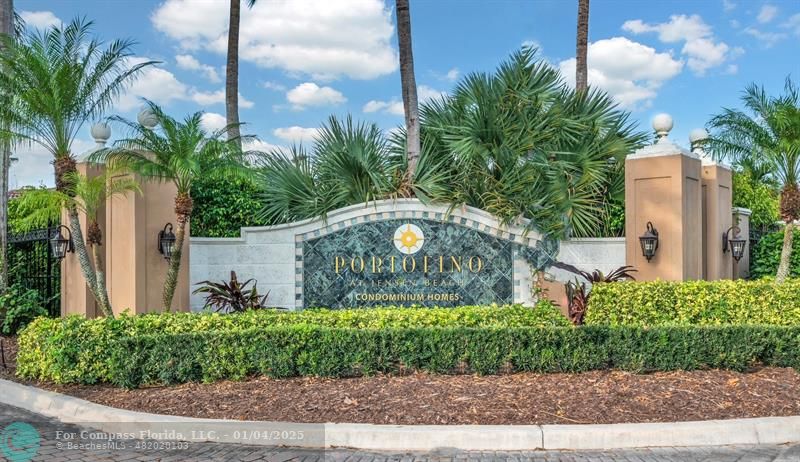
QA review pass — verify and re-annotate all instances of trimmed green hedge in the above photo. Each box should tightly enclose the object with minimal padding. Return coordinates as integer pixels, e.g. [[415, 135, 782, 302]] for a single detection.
[[50, 325, 800, 388], [586, 279, 800, 326], [752, 228, 800, 279], [16, 303, 568, 383]]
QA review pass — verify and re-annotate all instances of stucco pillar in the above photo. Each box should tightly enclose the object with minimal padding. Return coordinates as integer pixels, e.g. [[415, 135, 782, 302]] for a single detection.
[[625, 114, 703, 281], [700, 162, 733, 280], [732, 207, 752, 279], [60, 127, 110, 318], [105, 175, 190, 315]]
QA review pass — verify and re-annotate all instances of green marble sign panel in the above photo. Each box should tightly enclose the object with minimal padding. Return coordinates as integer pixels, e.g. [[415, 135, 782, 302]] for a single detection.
[[302, 219, 514, 308]]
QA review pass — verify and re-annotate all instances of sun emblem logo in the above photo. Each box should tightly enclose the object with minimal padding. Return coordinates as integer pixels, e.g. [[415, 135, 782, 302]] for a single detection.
[[393, 224, 425, 255]]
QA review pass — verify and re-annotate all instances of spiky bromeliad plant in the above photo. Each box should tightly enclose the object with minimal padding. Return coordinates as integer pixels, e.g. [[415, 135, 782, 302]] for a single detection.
[[708, 78, 800, 282], [91, 101, 252, 311], [193, 271, 272, 313], [0, 19, 152, 311]]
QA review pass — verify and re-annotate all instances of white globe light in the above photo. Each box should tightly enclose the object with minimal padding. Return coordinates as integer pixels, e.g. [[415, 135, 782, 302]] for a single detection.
[[90, 122, 111, 143], [652, 113, 673, 137], [689, 128, 709, 144], [137, 108, 158, 128]]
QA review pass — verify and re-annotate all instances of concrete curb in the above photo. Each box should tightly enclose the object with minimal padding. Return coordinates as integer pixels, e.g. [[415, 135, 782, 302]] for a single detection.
[[2, 378, 799, 451]]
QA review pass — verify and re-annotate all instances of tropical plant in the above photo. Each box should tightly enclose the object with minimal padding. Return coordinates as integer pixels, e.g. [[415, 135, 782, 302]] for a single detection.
[[256, 49, 646, 239], [257, 115, 395, 224], [751, 228, 800, 279], [732, 170, 779, 234], [575, 0, 589, 92], [226, 0, 256, 147], [7, 187, 61, 234], [563, 265, 636, 325], [192, 271, 271, 312], [395, 0, 420, 189], [412, 48, 647, 237], [708, 78, 800, 282], [0, 18, 152, 308], [92, 101, 251, 311]]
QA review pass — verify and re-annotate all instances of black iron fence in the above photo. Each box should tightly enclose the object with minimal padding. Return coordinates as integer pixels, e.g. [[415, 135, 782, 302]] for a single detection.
[[7, 226, 61, 317]]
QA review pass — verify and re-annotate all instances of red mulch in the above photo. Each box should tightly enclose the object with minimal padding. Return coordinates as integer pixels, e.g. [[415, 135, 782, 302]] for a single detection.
[[3, 336, 800, 425]]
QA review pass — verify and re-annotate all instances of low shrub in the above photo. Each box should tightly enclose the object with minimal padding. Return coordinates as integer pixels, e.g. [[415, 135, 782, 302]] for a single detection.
[[751, 227, 800, 279], [0, 284, 47, 335], [16, 303, 568, 383], [586, 279, 800, 326], [94, 325, 800, 387]]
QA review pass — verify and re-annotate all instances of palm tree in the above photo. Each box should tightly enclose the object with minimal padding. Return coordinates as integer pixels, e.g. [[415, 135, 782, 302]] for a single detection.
[[0, 19, 152, 308], [708, 78, 800, 282], [575, 0, 590, 92], [93, 102, 251, 310], [0, 0, 13, 293], [395, 0, 420, 188], [226, 0, 256, 148]]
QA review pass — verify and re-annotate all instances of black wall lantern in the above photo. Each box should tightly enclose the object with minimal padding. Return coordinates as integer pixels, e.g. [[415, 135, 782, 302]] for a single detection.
[[723, 226, 747, 262], [158, 223, 176, 260], [50, 225, 74, 261], [639, 221, 659, 262]]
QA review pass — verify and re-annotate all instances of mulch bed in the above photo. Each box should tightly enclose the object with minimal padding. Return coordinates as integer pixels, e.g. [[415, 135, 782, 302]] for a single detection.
[[3, 336, 800, 425]]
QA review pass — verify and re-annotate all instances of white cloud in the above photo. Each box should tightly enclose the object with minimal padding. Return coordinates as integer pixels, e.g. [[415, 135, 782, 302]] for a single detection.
[[200, 112, 227, 132], [757, 4, 778, 24], [116, 58, 254, 112], [189, 89, 254, 108], [623, 14, 736, 75], [273, 126, 320, 144], [558, 37, 683, 109], [729, 19, 741, 29], [175, 54, 221, 83], [116, 58, 190, 111], [445, 68, 459, 82], [263, 81, 287, 91], [19, 10, 60, 29], [244, 139, 288, 155], [743, 27, 787, 47], [521, 39, 542, 51], [152, 0, 398, 80], [286, 82, 346, 110], [782, 14, 800, 36], [363, 99, 405, 115], [722, 0, 736, 12], [362, 85, 446, 116], [725, 64, 739, 74]]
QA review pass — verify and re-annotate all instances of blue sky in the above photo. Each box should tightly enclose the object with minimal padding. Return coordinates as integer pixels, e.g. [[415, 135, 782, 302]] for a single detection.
[[11, 0, 800, 188]]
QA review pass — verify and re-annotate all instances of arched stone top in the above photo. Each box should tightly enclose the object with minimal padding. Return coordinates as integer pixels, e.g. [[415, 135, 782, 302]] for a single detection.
[[191, 198, 547, 251]]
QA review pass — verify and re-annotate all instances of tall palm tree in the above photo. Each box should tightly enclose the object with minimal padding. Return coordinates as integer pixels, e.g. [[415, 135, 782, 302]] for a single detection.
[[226, 0, 256, 148], [0, 0, 13, 293], [575, 0, 590, 92], [395, 0, 420, 188], [0, 19, 152, 308], [708, 78, 800, 282], [93, 102, 251, 310]]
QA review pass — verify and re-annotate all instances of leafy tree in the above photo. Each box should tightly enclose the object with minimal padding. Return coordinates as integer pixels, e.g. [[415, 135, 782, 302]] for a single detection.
[[732, 170, 779, 234], [708, 78, 800, 282], [190, 175, 266, 237], [0, 18, 152, 310], [8, 187, 61, 234], [93, 101, 251, 311]]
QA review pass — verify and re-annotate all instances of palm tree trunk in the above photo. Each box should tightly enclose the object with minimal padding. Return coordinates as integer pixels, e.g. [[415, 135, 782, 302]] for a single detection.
[[90, 242, 113, 317], [162, 218, 186, 312], [66, 205, 100, 297], [395, 0, 420, 184], [226, 0, 242, 149], [575, 0, 590, 92], [776, 221, 794, 282], [0, 0, 14, 293]]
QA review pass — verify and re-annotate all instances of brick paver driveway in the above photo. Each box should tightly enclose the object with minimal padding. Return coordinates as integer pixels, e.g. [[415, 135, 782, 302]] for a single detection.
[[1, 403, 798, 461]]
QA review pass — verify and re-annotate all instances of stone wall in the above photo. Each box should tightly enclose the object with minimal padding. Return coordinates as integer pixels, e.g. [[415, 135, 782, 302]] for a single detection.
[[189, 199, 626, 311]]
